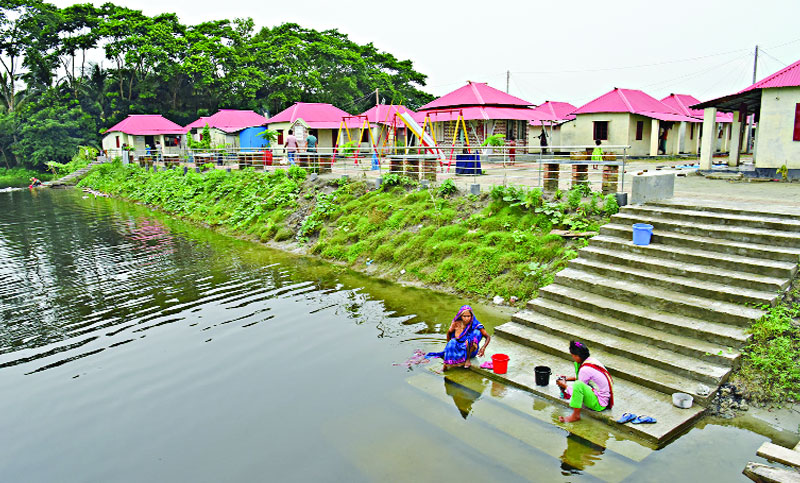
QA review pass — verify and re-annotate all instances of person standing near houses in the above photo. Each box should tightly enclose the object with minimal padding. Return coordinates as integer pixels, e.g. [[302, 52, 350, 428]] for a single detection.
[[591, 139, 604, 169], [285, 129, 298, 165], [305, 132, 317, 153]]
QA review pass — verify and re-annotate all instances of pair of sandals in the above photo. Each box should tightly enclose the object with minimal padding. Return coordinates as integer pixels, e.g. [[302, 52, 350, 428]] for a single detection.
[[616, 413, 656, 424]]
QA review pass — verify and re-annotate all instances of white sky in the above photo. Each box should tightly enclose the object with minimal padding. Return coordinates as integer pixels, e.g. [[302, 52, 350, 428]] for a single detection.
[[50, 0, 800, 107]]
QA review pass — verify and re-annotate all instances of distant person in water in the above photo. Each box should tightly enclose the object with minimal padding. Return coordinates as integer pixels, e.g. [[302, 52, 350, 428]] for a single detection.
[[556, 341, 614, 422], [426, 305, 490, 371], [29, 177, 42, 188]]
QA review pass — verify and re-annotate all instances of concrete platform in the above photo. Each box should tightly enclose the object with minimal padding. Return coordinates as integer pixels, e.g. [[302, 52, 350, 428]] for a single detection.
[[467, 337, 705, 448]]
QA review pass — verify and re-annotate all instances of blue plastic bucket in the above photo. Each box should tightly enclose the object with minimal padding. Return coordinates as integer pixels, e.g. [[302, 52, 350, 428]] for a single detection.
[[632, 223, 654, 245]]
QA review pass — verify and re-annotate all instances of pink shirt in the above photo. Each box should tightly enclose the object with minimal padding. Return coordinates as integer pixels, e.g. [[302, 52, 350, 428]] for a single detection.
[[578, 359, 611, 408], [286, 135, 298, 151]]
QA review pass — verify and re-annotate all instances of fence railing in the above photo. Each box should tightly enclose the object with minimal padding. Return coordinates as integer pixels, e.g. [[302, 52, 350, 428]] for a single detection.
[[110, 145, 630, 193]]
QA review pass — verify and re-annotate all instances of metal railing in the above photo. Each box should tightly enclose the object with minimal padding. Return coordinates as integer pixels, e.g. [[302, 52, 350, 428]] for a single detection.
[[109, 144, 630, 193]]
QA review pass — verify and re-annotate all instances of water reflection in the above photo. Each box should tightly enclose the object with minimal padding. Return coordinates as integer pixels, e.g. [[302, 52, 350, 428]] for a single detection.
[[443, 377, 483, 419], [559, 433, 607, 476]]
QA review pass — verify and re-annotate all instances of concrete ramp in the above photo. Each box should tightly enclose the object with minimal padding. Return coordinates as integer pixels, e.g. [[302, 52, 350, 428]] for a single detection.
[[487, 198, 800, 447]]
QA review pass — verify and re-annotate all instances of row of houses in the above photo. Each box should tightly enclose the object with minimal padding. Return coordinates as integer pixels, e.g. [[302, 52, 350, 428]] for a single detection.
[[102, 56, 800, 173]]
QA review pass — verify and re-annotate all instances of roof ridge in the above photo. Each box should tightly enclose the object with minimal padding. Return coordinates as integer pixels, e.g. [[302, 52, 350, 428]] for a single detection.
[[616, 88, 635, 113], [471, 82, 486, 105]]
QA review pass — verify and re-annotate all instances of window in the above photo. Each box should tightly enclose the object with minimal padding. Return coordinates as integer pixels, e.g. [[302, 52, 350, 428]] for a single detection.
[[505, 120, 527, 141], [277, 130, 284, 145], [690, 124, 695, 140], [794, 104, 800, 141], [116, 136, 120, 148], [635, 121, 644, 140], [593, 121, 608, 141]]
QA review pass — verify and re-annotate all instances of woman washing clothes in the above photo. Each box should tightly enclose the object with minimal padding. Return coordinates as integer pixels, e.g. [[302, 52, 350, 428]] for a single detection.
[[426, 305, 490, 371], [556, 341, 614, 423]]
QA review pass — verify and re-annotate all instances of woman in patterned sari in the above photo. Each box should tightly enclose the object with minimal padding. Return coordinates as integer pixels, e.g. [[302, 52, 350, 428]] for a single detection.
[[427, 305, 491, 371]]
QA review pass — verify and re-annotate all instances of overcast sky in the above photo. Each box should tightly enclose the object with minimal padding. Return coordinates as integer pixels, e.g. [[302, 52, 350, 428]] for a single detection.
[[50, 0, 800, 107]]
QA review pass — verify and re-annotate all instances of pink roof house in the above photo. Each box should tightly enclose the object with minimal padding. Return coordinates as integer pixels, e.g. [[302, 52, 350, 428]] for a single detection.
[[564, 88, 700, 156], [184, 109, 269, 149], [101, 114, 185, 153], [528, 101, 577, 148], [417, 81, 548, 146], [692, 57, 800, 171], [265, 102, 356, 152]]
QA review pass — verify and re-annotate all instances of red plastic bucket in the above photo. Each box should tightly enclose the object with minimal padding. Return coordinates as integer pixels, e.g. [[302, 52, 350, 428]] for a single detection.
[[491, 353, 510, 374]]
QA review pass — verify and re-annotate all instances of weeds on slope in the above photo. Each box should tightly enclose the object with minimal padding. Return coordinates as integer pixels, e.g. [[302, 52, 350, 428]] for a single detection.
[[79, 162, 619, 303], [732, 285, 800, 405]]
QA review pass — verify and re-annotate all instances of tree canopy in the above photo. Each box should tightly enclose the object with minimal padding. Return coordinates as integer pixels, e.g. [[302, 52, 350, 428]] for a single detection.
[[0, 1, 434, 168]]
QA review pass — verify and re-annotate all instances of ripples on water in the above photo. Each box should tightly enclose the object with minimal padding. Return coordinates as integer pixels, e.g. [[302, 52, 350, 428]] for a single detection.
[[0, 189, 425, 375], [0, 189, 781, 483]]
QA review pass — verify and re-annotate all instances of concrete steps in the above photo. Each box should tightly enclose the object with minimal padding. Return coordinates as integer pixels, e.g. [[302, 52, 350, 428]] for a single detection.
[[496, 322, 722, 403], [554, 268, 764, 326], [601, 223, 800, 262], [486, 199, 800, 444], [537, 284, 750, 348], [469, 337, 705, 448], [568, 257, 777, 306], [611, 212, 800, 248], [623, 205, 800, 232], [579, 245, 789, 292], [589, 234, 796, 279], [47, 159, 107, 187], [506, 312, 733, 384]]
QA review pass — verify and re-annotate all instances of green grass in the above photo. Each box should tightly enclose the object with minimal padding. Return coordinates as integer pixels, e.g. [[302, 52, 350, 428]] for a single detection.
[[79, 162, 617, 303], [0, 168, 53, 188], [731, 293, 800, 405]]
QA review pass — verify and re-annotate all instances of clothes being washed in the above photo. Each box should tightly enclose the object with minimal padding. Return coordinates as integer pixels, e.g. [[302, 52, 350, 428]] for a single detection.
[[426, 305, 485, 365]]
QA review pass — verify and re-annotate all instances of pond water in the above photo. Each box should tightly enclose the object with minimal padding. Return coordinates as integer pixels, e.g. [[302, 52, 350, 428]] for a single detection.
[[0, 188, 792, 482]]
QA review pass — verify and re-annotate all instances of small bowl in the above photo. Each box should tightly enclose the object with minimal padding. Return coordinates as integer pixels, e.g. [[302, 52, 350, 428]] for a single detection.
[[673, 392, 693, 409]]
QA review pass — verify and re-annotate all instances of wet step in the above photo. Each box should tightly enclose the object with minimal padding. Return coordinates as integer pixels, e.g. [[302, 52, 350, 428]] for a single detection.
[[468, 336, 705, 448], [495, 321, 721, 403], [402, 373, 641, 482], [621, 204, 800, 232], [537, 284, 751, 348], [554, 268, 766, 327], [600, 223, 800, 262], [520, 300, 742, 366], [589, 234, 797, 279], [610, 212, 800, 248], [431, 369, 653, 460], [649, 198, 800, 221], [567, 256, 778, 306]]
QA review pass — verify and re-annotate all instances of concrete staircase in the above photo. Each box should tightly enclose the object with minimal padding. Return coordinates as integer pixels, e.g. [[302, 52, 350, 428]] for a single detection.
[[481, 198, 800, 446], [47, 158, 108, 187]]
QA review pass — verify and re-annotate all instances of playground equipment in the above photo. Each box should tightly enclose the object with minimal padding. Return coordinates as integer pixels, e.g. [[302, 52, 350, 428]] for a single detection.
[[336, 115, 376, 165]]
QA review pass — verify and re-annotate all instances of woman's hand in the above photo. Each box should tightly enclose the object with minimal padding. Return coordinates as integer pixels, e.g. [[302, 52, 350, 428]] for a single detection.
[[477, 347, 485, 358]]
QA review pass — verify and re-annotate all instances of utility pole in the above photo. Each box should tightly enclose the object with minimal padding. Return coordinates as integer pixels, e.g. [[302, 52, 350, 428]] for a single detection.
[[375, 88, 379, 106], [752, 45, 759, 84], [746, 45, 758, 153], [506, 71, 510, 93]]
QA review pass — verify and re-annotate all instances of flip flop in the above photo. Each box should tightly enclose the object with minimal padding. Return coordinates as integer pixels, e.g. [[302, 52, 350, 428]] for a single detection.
[[616, 412, 637, 424], [632, 415, 656, 424]]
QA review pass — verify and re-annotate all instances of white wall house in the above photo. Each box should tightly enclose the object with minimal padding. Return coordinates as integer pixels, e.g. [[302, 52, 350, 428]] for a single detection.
[[694, 58, 800, 174]]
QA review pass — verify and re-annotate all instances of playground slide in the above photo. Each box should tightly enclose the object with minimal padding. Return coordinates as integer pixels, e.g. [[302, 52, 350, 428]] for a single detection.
[[397, 112, 446, 160]]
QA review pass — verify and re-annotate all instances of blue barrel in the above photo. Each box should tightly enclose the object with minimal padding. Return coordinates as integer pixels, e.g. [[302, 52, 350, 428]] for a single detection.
[[632, 223, 654, 245]]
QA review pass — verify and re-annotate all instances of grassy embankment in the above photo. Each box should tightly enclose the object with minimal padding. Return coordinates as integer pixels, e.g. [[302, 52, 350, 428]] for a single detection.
[[731, 282, 800, 406], [0, 168, 53, 188], [78, 162, 619, 302], [77, 162, 800, 405]]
